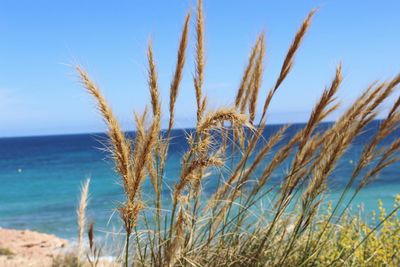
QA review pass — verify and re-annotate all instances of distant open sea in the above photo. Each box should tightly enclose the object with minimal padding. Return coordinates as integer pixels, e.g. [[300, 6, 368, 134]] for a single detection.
[[0, 120, 399, 240]]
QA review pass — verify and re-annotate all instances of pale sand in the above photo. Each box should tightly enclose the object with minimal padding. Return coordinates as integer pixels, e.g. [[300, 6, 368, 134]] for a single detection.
[[0, 228, 68, 267]]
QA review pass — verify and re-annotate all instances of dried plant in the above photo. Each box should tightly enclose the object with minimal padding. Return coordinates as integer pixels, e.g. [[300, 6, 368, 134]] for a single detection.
[[77, 178, 90, 265], [168, 12, 191, 135], [75, 1, 400, 266], [86, 223, 101, 267], [194, 0, 206, 122]]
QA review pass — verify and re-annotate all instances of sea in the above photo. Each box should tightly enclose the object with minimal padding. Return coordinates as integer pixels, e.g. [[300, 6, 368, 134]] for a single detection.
[[0, 120, 399, 240]]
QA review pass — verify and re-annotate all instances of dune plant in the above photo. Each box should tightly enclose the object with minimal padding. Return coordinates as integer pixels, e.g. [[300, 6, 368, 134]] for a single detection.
[[77, 178, 90, 266], [0, 247, 14, 257], [75, 0, 400, 266]]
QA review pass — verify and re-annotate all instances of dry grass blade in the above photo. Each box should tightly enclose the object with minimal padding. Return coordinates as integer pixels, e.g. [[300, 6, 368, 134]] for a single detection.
[[147, 153, 158, 194], [132, 109, 147, 164], [175, 156, 224, 201], [359, 138, 400, 189], [119, 201, 142, 235], [358, 74, 400, 123], [260, 10, 316, 122], [210, 126, 263, 205], [275, 9, 316, 91], [194, 0, 205, 122], [250, 129, 303, 198], [77, 66, 133, 197], [77, 178, 90, 263], [146, 42, 162, 194], [197, 108, 251, 133], [239, 124, 287, 188], [168, 12, 191, 133], [131, 114, 160, 200], [283, 64, 342, 192], [166, 209, 186, 267], [301, 64, 342, 147], [235, 34, 262, 109], [147, 41, 161, 118], [249, 33, 265, 124], [353, 90, 400, 181]]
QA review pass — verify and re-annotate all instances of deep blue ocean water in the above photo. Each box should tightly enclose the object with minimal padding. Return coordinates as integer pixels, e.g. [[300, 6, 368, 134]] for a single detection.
[[0, 121, 399, 240]]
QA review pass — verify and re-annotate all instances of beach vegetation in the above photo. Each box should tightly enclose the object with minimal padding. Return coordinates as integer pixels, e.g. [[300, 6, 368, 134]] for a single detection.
[[71, 0, 400, 266], [0, 247, 14, 257]]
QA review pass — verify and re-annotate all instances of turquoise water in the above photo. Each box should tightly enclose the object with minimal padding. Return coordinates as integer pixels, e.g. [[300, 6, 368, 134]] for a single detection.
[[0, 121, 399, 239]]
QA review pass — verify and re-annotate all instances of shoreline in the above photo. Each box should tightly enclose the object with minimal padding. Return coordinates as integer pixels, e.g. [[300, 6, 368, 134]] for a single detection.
[[0, 227, 68, 267]]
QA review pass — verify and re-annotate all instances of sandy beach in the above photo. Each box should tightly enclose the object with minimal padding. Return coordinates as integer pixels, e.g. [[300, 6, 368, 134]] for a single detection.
[[0, 228, 68, 267]]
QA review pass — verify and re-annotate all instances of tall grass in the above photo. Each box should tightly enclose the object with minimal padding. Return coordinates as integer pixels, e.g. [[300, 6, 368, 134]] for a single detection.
[[73, 1, 400, 266], [77, 178, 90, 265]]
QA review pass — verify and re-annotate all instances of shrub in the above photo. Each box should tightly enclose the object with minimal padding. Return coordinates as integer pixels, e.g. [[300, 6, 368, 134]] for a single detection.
[[0, 247, 14, 257]]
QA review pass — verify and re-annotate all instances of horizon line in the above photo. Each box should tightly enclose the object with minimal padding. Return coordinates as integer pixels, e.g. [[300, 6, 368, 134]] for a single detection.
[[0, 119, 385, 139]]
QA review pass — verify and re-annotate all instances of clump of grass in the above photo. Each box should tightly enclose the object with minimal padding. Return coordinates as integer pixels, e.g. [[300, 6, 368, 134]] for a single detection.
[[75, 0, 400, 266], [0, 247, 14, 257], [52, 253, 79, 267]]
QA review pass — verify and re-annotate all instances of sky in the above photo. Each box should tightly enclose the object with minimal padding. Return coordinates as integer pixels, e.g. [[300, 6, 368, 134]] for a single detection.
[[0, 0, 399, 137]]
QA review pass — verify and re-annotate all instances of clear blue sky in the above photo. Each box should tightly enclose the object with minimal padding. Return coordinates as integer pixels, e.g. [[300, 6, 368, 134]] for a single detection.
[[0, 0, 399, 137]]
